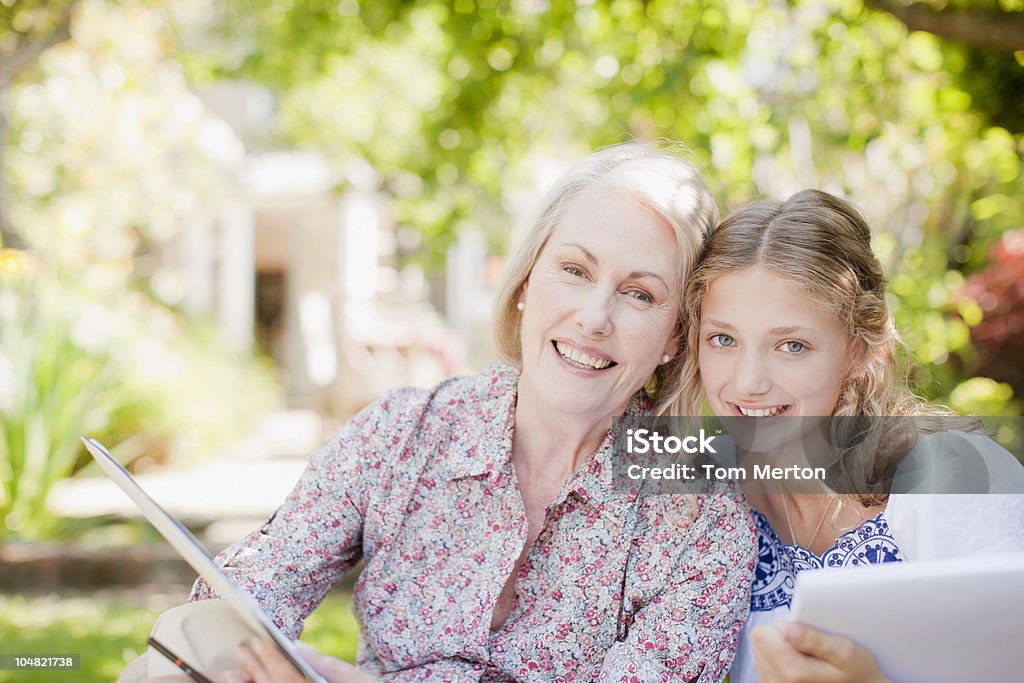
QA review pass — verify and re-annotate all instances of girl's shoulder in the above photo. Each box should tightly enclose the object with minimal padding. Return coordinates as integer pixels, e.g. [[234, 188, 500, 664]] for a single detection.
[[893, 428, 1024, 495], [886, 429, 1024, 560]]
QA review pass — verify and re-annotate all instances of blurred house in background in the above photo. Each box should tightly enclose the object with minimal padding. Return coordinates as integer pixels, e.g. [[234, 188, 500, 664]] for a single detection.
[[159, 82, 485, 419]]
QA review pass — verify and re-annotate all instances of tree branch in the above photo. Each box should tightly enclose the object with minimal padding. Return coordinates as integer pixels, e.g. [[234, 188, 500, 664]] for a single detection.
[[867, 0, 1024, 52], [0, 0, 82, 89]]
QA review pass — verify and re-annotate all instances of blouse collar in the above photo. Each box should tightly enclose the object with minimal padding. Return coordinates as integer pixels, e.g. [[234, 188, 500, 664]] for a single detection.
[[441, 364, 649, 526]]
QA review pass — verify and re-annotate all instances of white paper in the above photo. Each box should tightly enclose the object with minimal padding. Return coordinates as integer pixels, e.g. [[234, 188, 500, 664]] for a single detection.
[[790, 554, 1024, 683]]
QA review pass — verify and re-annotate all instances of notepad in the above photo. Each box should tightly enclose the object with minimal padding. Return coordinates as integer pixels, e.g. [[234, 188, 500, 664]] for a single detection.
[[790, 554, 1024, 683], [82, 436, 327, 683]]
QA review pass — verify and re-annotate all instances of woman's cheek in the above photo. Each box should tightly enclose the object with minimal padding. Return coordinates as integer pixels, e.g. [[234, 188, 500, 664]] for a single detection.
[[629, 301, 676, 332]]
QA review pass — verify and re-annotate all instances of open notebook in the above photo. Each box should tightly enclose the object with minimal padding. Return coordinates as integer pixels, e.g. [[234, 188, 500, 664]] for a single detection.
[[791, 553, 1024, 683], [81, 436, 328, 683]]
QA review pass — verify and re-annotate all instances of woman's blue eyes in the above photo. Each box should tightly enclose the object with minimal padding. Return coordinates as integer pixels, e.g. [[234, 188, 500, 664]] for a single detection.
[[780, 341, 806, 354], [560, 264, 654, 303]]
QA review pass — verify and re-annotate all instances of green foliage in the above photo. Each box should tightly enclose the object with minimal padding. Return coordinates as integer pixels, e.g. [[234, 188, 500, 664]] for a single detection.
[[0, 251, 280, 540], [956, 45, 1024, 134], [181, 1, 1024, 247], [0, 594, 158, 683], [1, 4, 1019, 534], [5, 0, 242, 256], [948, 377, 1019, 416], [0, 0, 73, 51], [0, 1, 281, 540], [0, 254, 120, 539], [0, 590, 360, 683], [178, 0, 1023, 412], [299, 589, 361, 664]]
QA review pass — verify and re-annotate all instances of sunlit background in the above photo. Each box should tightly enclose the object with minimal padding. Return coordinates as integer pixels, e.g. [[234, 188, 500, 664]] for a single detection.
[[1, 0, 1022, 679]]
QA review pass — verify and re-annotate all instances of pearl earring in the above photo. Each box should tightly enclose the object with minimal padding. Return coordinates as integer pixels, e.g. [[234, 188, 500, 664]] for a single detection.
[[516, 301, 525, 312], [660, 354, 671, 364]]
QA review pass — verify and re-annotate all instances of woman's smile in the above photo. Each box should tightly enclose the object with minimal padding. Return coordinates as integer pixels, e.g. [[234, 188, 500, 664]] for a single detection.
[[552, 340, 617, 371]]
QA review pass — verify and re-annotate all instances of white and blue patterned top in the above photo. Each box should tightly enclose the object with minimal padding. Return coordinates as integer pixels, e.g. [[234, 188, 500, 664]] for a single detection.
[[750, 509, 905, 614]]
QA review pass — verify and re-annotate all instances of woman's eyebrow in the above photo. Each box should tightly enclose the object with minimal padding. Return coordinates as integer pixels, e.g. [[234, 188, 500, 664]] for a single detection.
[[559, 242, 599, 263], [559, 242, 670, 290], [627, 271, 670, 289], [701, 319, 736, 331]]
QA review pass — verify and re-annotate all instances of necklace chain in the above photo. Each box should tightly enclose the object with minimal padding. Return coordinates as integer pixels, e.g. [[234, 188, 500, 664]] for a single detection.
[[780, 495, 835, 549]]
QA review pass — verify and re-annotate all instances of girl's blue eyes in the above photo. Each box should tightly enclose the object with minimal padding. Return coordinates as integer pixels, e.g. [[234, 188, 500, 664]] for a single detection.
[[707, 335, 807, 354]]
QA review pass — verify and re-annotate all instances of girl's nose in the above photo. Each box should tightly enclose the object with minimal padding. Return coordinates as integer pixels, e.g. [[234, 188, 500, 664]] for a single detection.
[[732, 350, 771, 397]]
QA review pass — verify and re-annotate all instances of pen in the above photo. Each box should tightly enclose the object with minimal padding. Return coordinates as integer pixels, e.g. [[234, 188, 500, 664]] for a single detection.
[[147, 636, 214, 683]]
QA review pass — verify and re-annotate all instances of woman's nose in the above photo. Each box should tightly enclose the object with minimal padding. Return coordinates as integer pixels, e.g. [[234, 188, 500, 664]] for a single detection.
[[575, 289, 614, 338], [732, 350, 771, 396]]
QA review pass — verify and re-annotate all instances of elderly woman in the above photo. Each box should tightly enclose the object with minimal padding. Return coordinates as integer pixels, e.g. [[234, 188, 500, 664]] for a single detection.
[[128, 143, 756, 682]]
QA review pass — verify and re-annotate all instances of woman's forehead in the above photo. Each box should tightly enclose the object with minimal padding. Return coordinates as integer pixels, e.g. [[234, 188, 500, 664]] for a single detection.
[[546, 196, 680, 276]]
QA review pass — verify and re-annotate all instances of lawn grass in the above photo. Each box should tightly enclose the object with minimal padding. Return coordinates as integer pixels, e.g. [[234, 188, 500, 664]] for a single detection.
[[0, 590, 360, 682]]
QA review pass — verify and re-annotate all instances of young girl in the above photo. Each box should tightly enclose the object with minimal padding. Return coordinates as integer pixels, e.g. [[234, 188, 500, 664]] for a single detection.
[[676, 190, 1024, 683]]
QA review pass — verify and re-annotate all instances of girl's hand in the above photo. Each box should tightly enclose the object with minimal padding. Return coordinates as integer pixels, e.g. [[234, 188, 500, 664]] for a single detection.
[[750, 622, 891, 683], [221, 639, 377, 683]]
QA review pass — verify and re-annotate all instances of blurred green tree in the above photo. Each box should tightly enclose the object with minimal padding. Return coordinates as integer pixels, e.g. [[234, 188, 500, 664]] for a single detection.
[[179, 0, 1022, 410], [0, 0, 81, 248], [0, 0, 280, 540], [1, 3, 1020, 539]]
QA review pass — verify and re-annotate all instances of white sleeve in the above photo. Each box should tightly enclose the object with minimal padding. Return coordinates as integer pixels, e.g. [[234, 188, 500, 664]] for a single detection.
[[887, 493, 1024, 560], [887, 431, 1024, 560]]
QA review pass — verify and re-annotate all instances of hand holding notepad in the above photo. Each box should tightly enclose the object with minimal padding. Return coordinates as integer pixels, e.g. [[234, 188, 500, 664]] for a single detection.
[[790, 554, 1024, 683]]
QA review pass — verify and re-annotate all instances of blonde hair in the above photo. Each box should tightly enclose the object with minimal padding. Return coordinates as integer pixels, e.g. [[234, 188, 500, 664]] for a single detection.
[[493, 141, 718, 412], [675, 190, 979, 503]]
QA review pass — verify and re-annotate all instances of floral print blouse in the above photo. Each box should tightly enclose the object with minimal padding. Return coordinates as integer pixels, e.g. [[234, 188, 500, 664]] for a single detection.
[[192, 365, 756, 681]]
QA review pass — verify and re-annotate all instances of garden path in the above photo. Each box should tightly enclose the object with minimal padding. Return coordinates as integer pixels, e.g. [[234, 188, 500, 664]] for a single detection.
[[48, 409, 327, 549]]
